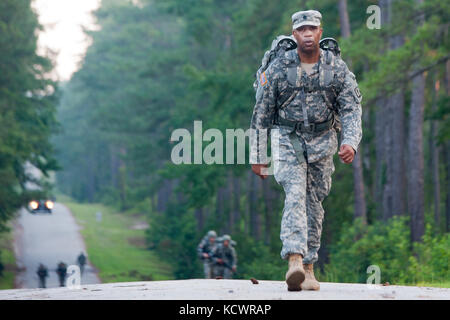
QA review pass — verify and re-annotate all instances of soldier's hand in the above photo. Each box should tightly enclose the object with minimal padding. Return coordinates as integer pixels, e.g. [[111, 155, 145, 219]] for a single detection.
[[338, 144, 355, 164], [232, 266, 236, 272], [251, 164, 268, 179], [217, 258, 223, 264], [203, 253, 209, 259]]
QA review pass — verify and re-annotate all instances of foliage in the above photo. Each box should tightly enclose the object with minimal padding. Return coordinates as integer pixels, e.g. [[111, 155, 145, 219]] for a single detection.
[[321, 217, 449, 285], [231, 234, 286, 281], [0, 0, 58, 232], [146, 201, 201, 279], [0, 227, 16, 289]]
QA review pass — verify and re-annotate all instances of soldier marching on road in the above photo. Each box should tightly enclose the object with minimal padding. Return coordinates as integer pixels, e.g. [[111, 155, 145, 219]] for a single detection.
[[197, 230, 218, 279], [56, 262, 68, 287], [211, 235, 237, 279], [77, 252, 87, 275], [37, 263, 48, 288], [250, 10, 362, 291]]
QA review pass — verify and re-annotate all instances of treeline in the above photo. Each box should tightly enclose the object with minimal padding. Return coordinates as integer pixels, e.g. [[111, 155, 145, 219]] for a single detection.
[[0, 0, 58, 233], [55, 0, 449, 283]]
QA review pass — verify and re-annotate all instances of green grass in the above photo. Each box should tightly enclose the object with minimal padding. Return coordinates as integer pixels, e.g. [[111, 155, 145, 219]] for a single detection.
[[415, 281, 450, 288], [0, 226, 16, 289], [59, 195, 173, 283]]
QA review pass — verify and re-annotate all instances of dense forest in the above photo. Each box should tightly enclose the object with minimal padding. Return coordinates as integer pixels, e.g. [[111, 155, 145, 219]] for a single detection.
[[0, 0, 58, 233], [1, 0, 448, 285]]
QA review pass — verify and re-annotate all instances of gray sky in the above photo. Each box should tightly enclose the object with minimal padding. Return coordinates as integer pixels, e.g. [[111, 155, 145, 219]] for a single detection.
[[32, 0, 101, 81]]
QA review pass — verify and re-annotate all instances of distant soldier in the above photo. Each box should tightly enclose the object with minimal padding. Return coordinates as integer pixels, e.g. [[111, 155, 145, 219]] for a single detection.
[[37, 264, 48, 288], [56, 262, 67, 287], [77, 252, 87, 275], [197, 230, 217, 278], [211, 235, 237, 279]]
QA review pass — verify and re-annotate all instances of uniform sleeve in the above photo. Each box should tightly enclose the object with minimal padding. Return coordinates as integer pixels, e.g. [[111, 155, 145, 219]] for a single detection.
[[335, 62, 363, 153], [197, 238, 206, 258], [250, 67, 278, 164]]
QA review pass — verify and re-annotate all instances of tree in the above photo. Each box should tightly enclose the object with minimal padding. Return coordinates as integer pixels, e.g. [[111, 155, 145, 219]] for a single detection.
[[338, 0, 367, 224], [0, 0, 58, 232], [407, 0, 425, 242]]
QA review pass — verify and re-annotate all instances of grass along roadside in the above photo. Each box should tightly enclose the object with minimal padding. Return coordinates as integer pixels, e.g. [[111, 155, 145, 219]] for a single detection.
[[59, 195, 173, 283], [414, 281, 450, 288], [0, 224, 16, 289]]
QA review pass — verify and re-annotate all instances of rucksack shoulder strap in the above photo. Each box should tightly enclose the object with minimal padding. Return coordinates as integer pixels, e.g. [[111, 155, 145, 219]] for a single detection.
[[287, 64, 297, 87], [318, 48, 341, 114], [319, 49, 337, 88]]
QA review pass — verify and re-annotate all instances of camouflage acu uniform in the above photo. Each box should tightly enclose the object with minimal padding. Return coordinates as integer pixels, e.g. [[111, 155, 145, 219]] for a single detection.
[[250, 33, 362, 263], [197, 233, 217, 278], [211, 240, 237, 279]]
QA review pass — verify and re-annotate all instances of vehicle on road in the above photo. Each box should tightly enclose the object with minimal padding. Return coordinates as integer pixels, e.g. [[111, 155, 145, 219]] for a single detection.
[[28, 199, 54, 214]]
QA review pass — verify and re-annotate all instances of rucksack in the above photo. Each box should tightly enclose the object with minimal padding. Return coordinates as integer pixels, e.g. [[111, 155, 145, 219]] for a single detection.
[[253, 35, 297, 92], [253, 36, 342, 132]]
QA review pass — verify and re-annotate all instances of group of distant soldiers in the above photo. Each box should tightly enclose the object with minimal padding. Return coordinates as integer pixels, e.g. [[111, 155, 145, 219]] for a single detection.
[[36, 252, 87, 288], [197, 230, 237, 279]]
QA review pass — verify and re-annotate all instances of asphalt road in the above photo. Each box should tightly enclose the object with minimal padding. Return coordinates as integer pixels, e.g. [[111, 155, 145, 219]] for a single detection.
[[13, 203, 101, 289], [0, 279, 449, 300]]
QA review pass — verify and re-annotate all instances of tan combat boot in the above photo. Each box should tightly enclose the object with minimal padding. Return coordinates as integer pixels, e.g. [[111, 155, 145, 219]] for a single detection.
[[300, 264, 320, 290], [285, 254, 305, 291]]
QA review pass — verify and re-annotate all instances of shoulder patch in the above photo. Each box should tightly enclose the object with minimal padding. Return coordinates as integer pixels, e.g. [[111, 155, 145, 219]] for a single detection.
[[353, 85, 362, 103], [260, 72, 268, 86]]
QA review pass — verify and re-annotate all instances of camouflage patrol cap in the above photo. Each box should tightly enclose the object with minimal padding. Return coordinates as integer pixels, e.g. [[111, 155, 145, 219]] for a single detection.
[[292, 10, 322, 30], [207, 230, 217, 238], [221, 234, 231, 241]]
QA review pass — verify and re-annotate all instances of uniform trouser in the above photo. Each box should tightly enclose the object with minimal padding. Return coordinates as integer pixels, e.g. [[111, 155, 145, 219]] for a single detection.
[[58, 276, 65, 286], [39, 278, 46, 288], [223, 267, 233, 279], [79, 264, 85, 275], [203, 261, 212, 278], [274, 150, 335, 264], [213, 265, 233, 279]]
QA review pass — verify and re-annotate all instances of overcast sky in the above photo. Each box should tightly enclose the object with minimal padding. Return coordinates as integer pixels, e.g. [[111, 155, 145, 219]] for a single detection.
[[32, 0, 101, 81]]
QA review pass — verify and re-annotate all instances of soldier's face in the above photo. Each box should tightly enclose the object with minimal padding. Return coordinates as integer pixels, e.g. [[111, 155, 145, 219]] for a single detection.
[[223, 240, 229, 246], [292, 25, 322, 53], [209, 237, 215, 243]]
